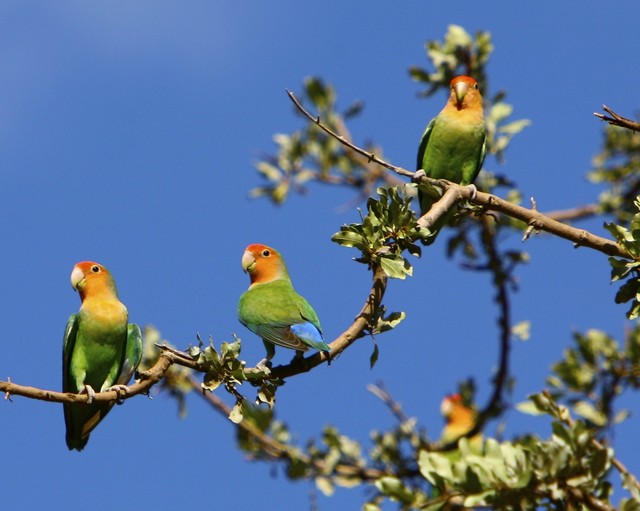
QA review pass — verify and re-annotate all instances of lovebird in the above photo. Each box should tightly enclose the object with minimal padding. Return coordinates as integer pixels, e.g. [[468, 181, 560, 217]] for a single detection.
[[440, 393, 482, 451], [237, 244, 331, 367], [416, 75, 487, 244], [62, 261, 142, 451]]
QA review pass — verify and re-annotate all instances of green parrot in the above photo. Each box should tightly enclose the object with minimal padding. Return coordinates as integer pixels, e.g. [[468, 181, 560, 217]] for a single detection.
[[237, 244, 331, 367], [63, 261, 142, 451], [416, 75, 487, 244]]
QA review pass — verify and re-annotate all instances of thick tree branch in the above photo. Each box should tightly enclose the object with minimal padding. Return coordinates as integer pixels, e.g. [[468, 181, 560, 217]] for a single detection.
[[475, 216, 512, 433], [594, 105, 640, 133]]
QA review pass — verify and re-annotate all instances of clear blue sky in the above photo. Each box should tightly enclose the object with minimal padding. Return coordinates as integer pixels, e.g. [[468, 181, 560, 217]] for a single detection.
[[2, 2, 639, 509]]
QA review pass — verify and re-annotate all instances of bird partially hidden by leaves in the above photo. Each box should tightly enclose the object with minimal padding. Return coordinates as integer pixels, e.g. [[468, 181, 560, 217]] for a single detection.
[[415, 75, 487, 244], [62, 261, 142, 451], [237, 244, 331, 368], [440, 393, 482, 452]]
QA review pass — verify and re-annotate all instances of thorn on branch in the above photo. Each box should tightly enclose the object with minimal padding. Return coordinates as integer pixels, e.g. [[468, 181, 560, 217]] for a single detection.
[[522, 197, 540, 242]]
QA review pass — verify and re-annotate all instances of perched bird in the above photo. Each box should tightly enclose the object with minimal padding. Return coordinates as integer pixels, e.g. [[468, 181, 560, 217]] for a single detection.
[[62, 261, 142, 451], [416, 75, 487, 244], [440, 393, 482, 450], [237, 244, 330, 367]]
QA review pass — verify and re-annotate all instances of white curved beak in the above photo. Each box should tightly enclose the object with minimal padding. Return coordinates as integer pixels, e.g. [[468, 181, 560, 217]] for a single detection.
[[241, 251, 256, 273], [453, 81, 469, 106], [70, 266, 85, 291]]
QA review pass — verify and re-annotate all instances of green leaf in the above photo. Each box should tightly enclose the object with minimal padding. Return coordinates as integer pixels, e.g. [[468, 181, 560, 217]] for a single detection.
[[418, 450, 453, 485], [229, 401, 244, 424], [372, 310, 406, 334], [515, 400, 546, 416], [511, 320, 531, 341], [573, 401, 607, 427], [315, 477, 335, 497], [379, 254, 412, 280], [374, 476, 414, 504], [331, 228, 366, 249], [589, 447, 610, 478]]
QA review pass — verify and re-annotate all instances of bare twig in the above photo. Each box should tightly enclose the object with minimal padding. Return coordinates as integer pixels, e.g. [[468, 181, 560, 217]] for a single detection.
[[367, 381, 411, 425], [594, 105, 640, 133], [287, 90, 414, 180], [545, 204, 600, 223]]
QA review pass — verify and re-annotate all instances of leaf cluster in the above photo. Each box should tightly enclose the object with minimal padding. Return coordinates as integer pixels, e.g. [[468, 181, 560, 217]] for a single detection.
[[251, 77, 389, 204], [331, 185, 427, 279], [590, 123, 640, 223], [606, 197, 640, 318], [548, 327, 640, 428]]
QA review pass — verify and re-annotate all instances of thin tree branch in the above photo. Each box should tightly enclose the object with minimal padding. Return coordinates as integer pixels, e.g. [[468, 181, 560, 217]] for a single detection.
[[286, 89, 414, 180], [367, 381, 411, 425], [545, 204, 600, 223], [189, 374, 385, 481], [594, 105, 640, 133], [288, 90, 633, 260]]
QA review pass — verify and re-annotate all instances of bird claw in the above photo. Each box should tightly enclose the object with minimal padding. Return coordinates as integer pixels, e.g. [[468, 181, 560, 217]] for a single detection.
[[466, 184, 477, 200], [80, 385, 96, 404], [256, 358, 272, 373], [413, 169, 426, 183], [290, 351, 311, 369], [105, 384, 131, 403]]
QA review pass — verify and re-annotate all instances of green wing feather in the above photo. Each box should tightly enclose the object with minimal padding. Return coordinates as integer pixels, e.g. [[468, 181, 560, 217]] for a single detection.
[[238, 280, 325, 353], [62, 314, 140, 451], [116, 324, 143, 386], [62, 314, 79, 396]]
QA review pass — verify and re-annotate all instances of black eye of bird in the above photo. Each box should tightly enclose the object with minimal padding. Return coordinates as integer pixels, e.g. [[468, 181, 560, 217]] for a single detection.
[[91, 265, 100, 273], [262, 250, 270, 257]]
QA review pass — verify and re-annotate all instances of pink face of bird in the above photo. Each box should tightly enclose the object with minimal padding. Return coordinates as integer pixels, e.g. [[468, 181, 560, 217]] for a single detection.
[[449, 76, 481, 109], [440, 393, 462, 418], [241, 244, 286, 285], [70, 261, 112, 301]]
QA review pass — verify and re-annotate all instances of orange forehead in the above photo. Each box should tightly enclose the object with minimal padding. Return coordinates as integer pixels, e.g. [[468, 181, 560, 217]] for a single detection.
[[246, 243, 273, 255], [450, 76, 477, 88], [74, 261, 106, 274], [446, 393, 462, 403], [245, 244, 281, 261]]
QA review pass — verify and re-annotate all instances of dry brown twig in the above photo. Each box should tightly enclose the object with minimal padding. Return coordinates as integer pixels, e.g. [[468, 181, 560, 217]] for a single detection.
[[594, 105, 640, 133]]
